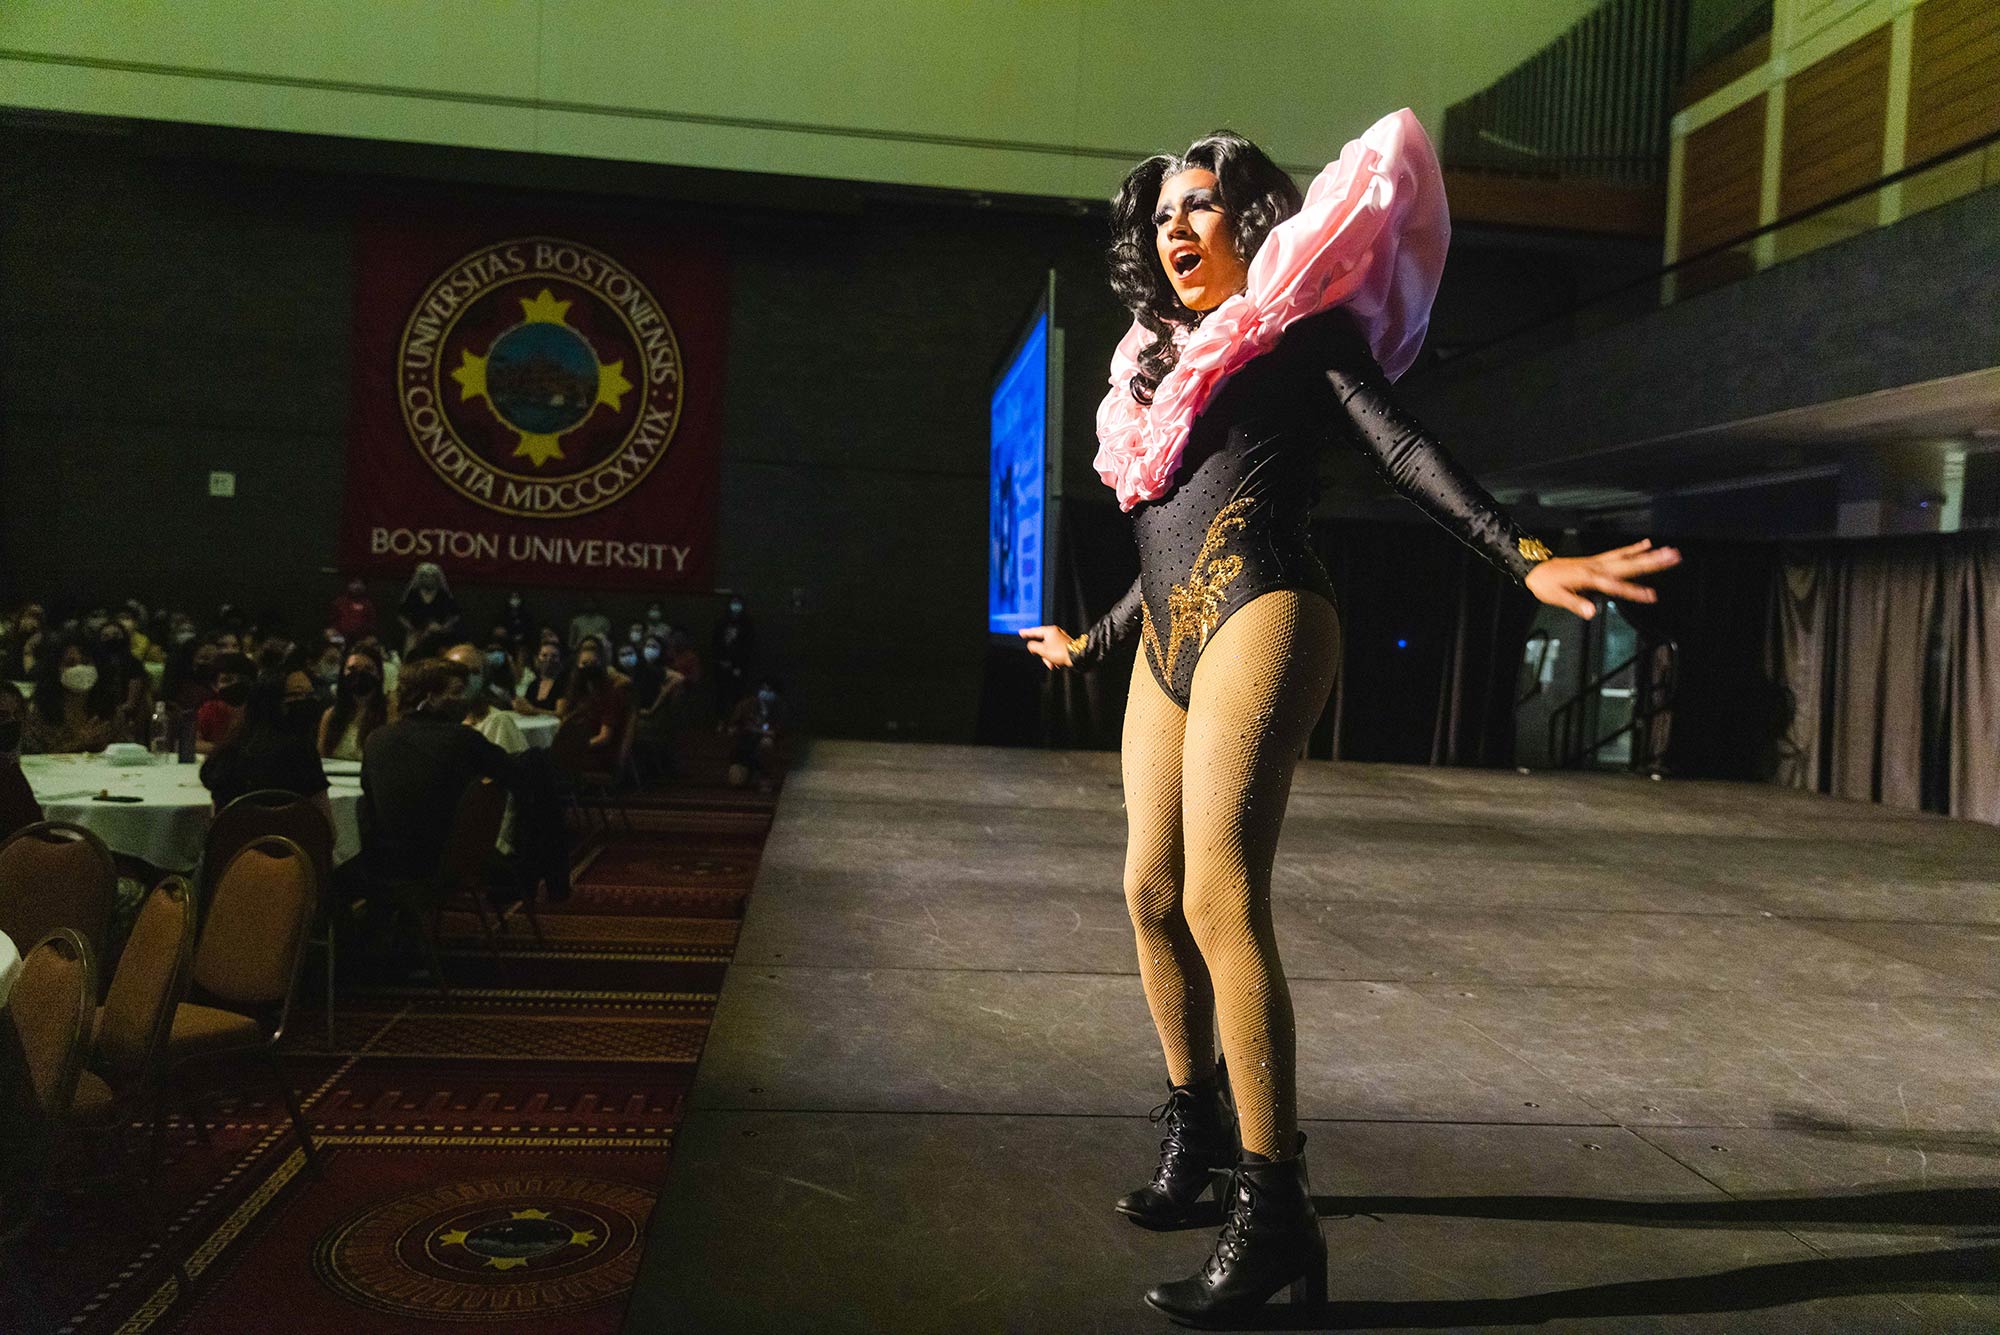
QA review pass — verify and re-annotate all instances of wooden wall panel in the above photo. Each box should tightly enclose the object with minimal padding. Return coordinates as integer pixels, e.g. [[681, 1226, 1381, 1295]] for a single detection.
[[1681, 92, 1767, 255], [1908, 0, 2000, 165], [1780, 25, 1890, 217]]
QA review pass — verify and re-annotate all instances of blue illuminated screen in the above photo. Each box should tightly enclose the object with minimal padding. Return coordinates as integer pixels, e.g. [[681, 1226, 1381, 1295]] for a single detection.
[[988, 311, 1048, 634]]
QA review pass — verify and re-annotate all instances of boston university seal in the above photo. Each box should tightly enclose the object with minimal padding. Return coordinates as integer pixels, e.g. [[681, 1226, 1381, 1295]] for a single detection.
[[397, 237, 683, 520]]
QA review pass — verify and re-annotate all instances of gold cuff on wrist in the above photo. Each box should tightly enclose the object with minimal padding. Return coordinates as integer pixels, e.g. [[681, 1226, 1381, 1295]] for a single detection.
[[1517, 536, 1552, 563], [1064, 632, 1089, 661]]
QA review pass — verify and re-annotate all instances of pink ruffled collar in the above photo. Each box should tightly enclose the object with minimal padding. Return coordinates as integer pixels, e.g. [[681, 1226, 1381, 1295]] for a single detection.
[[1092, 107, 1451, 512]]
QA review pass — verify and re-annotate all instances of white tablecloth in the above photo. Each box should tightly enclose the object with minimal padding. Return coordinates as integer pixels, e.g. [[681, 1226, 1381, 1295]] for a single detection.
[[0, 929, 18, 1007], [514, 714, 557, 749], [19, 753, 362, 871]]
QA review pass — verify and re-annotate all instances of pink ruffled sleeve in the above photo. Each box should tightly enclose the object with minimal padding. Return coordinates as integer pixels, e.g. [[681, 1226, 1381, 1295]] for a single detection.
[[1092, 108, 1451, 512]]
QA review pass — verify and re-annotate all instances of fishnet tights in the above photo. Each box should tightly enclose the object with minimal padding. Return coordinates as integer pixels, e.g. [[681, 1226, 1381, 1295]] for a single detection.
[[1120, 587, 1340, 1157]]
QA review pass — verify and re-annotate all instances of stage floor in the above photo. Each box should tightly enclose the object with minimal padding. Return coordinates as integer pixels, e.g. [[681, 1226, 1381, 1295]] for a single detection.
[[625, 740, 2000, 1333]]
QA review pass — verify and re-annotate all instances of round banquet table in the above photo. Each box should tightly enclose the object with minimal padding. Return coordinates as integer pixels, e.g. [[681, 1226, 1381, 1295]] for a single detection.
[[514, 713, 558, 749], [0, 929, 18, 1007], [18, 752, 362, 871]]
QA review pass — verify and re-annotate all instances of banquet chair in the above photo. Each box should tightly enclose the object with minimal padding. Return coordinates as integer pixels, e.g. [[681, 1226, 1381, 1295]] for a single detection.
[[206, 792, 338, 1047], [0, 822, 118, 972], [0, 929, 97, 1335], [160, 837, 319, 1173], [555, 700, 637, 834], [547, 712, 604, 835], [0, 761, 41, 841], [385, 776, 509, 999], [70, 878, 196, 1183]]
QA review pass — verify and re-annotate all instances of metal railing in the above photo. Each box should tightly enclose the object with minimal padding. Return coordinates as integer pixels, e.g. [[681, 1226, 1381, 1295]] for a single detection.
[[1436, 122, 2000, 369], [1548, 635, 1680, 772], [1442, 0, 1691, 185]]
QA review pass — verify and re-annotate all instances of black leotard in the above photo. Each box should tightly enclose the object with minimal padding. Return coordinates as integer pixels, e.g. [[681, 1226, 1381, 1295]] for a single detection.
[[1067, 305, 1549, 708]]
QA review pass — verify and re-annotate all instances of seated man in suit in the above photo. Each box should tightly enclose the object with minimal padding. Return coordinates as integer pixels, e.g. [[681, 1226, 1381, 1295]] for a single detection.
[[359, 656, 514, 889]]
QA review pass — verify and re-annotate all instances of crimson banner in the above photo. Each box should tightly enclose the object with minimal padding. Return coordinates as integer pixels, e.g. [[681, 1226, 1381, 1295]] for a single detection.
[[338, 210, 727, 591]]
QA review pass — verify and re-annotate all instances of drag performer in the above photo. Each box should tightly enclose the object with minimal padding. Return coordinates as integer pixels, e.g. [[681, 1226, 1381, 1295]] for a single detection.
[[1019, 108, 1679, 1325]]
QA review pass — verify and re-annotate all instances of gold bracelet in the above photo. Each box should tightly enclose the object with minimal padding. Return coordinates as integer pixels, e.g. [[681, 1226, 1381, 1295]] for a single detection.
[[1517, 536, 1552, 563], [1064, 632, 1089, 661]]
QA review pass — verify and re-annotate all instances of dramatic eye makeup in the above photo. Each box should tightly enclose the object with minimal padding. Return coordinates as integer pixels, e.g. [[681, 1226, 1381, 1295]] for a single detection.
[[1152, 190, 1217, 228]]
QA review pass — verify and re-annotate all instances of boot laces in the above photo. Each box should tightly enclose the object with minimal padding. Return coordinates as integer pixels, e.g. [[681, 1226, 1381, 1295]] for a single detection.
[[1146, 1086, 1223, 1188], [1205, 1167, 1260, 1278]]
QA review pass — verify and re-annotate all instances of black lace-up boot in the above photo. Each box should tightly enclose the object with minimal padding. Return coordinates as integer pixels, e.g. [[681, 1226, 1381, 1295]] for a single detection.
[[1116, 1058, 1236, 1228], [1143, 1130, 1327, 1327]]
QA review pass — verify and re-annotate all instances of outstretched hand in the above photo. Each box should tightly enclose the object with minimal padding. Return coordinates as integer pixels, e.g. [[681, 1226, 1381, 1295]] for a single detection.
[[1524, 537, 1681, 619], [1018, 625, 1074, 671]]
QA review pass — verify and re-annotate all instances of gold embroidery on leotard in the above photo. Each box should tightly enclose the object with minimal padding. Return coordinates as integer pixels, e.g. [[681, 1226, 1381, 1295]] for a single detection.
[[1142, 495, 1255, 686]]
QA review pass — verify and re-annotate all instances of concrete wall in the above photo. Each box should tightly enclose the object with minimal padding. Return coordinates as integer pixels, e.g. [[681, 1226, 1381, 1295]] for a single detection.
[[1, 0, 1610, 201], [1396, 178, 2000, 478]]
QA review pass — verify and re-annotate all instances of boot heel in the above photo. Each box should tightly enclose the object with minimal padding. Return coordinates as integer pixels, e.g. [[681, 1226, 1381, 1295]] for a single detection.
[[1288, 1245, 1328, 1306]]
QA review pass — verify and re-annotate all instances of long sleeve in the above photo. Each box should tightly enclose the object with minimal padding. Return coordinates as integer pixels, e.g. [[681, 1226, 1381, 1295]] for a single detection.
[[1299, 310, 1552, 588], [1065, 575, 1144, 671]]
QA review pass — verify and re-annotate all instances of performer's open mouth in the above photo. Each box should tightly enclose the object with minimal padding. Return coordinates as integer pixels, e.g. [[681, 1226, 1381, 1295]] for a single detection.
[[1169, 246, 1202, 278]]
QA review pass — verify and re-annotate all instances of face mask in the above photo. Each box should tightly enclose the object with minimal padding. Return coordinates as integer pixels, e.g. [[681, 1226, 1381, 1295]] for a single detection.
[[174, 629, 197, 646], [647, 607, 662, 622], [0, 718, 21, 759], [344, 671, 379, 697], [485, 650, 508, 671], [730, 604, 744, 617], [618, 651, 638, 670], [284, 699, 321, 731], [62, 664, 100, 694], [757, 689, 777, 707], [508, 596, 522, 609], [627, 628, 644, 644], [642, 645, 662, 663], [465, 672, 484, 698], [537, 659, 559, 678], [217, 680, 251, 707]]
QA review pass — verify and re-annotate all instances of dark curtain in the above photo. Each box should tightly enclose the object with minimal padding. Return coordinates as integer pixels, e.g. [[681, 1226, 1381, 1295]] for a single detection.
[[1764, 531, 2000, 822], [1310, 515, 1536, 766]]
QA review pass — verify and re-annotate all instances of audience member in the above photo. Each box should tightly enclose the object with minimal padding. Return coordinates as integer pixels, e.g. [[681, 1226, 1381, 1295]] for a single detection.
[[358, 656, 514, 885], [0, 680, 31, 838], [331, 576, 379, 641], [502, 591, 536, 646], [516, 640, 566, 715], [96, 617, 154, 725], [200, 671, 332, 821], [23, 633, 127, 754], [195, 652, 257, 754], [712, 593, 755, 722], [561, 635, 629, 756], [319, 645, 388, 761], [2, 603, 46, 680], [397, 562, 460, 653], [632, 633, 687, 778], [165, 636, 221, 712], [310, 630, 347, 698], [566, 597, 610, 649], [726, 674, 788, 793]]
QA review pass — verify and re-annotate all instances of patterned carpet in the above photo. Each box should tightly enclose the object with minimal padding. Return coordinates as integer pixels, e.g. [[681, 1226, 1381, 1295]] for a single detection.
[[11, 767, 776, 1334]]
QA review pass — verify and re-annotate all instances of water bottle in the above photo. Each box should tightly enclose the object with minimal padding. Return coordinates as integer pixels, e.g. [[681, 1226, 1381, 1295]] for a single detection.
[[149, 702, 173, 758]]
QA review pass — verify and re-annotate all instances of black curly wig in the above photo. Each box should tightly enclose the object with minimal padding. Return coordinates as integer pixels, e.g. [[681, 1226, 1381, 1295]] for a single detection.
[[1108, 131, 1303, 406]]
